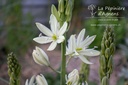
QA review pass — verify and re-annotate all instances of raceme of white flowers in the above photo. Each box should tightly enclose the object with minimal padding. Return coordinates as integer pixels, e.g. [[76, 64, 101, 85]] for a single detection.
[[30, 9, 100, 85], [25, 74, 48, 85], [66, 29, 100, 64], [32, 46, 50, 66], [33, 14, 68, 51]]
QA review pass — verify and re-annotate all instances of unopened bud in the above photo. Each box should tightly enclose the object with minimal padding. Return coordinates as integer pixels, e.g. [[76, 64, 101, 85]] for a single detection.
[[105, 48, 110, 59], [102, 76, 109, 85], [58, 0, 64, 13], [32, 46, 50, 66], [65, 2, 71, 16], [51, 5, 60, 21]]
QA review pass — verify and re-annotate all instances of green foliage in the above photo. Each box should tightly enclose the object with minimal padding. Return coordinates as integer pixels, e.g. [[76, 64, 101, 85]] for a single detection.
[[0, 0, 37, 55], [84, 17, 126, 49]]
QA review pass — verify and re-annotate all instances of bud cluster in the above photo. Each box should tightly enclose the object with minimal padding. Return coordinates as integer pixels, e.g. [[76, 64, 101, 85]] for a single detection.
[[99, 27, 115, 85], [7, 52, 21, 85], [51, 0, 74, 23]]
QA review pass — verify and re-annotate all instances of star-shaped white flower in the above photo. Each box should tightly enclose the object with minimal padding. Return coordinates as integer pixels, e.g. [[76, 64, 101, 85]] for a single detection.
[[33, 14, 68, 51], [66, 29, 100, 64]]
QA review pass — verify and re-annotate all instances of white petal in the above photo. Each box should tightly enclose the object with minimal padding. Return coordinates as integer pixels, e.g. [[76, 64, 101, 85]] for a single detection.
[[77, 29, 85, 46], [79, 55, 93, 64], [29, 75, 35, 85], [47, 41, 57, 51], [36, 22, 53, 36], [81, 35, 96, 47], [57, 36, 65, 43], [32, 50, 43, 65], [66, 47, 71, 55], [32, 47, 50, 66], [36, 47, 50, 66], [25, 79, 29, 85], [58, 22, 67, 35], [40, 74, 48, 85], [80, 49, 100, 56], [66, 35, 76, 56], [85, 81, 88, 85], [33, 36, 52, 44], [69, 35, 76, 53], [36, 75, 48, 85], [50, 14, 58, 34]]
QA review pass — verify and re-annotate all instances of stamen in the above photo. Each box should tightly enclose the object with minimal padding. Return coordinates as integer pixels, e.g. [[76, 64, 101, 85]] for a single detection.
[[76, 48, 82, 52], [52, 35, 57, 40]]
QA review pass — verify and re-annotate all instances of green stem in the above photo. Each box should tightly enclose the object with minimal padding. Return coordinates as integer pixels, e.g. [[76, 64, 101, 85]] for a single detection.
[[61, 34, 66, 85], [59, 10, 67, 85], [49, 66, 61, 74]]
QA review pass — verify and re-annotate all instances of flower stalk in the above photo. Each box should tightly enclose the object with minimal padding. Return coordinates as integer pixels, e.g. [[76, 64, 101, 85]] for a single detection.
[[60, 7, 67, 85], [61, 38, 67, 85], [57, 0, 74, 85], [99, 27, 115, 85]]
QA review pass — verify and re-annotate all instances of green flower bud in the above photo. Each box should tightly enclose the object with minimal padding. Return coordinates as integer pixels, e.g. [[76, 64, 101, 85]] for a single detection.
[[105, 40, 109, 48], [108, 37, 112, 43], [107, 56, 112, 68], [65, 1, 71, 16], [100, 66, 105, 76], [66, 14, 72, 22], [101, 55, 106, 69], [51, 5, 60, 21], [105, 48, 110, 59], [101, 43, 105, 55], [110, 43, 115, 55], [58, 0, 64, 13], [102, 76, 109, 85]]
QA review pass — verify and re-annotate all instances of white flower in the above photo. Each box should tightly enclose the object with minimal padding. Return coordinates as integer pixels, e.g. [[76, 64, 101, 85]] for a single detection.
[[25, 74, 48, 85], [36, 74, 48, 85], [33, 14, 68, 51], [32, 46, 50, 66], [25, 75, 36, 85], [66, 69, 79, 85], [66, 29, 100, 64]]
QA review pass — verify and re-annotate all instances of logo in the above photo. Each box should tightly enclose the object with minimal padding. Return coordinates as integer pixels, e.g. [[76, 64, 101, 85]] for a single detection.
[[88, 4, 97, 17], [87, 4, 126, 27]]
